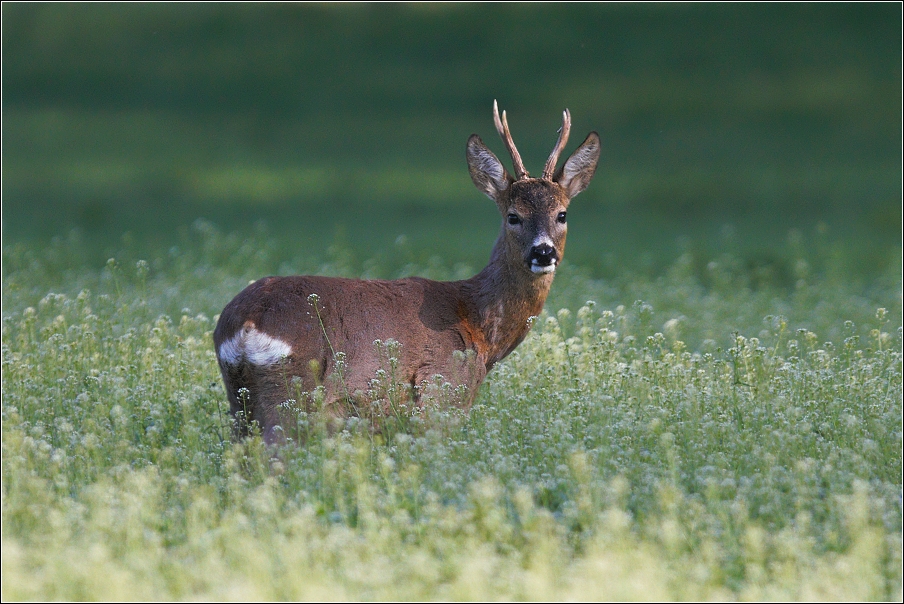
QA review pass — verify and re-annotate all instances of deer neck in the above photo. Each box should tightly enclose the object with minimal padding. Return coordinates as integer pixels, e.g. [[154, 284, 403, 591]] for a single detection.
[[464, 233, 555, 367]]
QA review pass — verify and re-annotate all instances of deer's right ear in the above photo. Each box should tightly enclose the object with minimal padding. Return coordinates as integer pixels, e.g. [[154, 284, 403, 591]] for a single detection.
[[467, 134, 511, 203]]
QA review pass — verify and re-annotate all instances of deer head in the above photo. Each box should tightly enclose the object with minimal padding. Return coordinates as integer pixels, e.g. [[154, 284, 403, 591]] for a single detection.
[[466, 100, 600, 276]]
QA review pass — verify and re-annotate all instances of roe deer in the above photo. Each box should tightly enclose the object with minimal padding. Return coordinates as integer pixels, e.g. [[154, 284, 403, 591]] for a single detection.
[[214, 101, 600, 443]]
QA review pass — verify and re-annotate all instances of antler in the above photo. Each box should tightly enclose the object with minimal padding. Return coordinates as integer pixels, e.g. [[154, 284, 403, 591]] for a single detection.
[[493, 100, 529, 180], [541, 109, 571, 180]]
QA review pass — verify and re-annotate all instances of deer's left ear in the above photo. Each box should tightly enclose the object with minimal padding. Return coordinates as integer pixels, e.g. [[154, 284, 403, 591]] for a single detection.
[[554, 132, 600, 199]]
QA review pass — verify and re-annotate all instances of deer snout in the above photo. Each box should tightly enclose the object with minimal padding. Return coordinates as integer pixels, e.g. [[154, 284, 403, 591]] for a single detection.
[[529, 242, 558, 274]]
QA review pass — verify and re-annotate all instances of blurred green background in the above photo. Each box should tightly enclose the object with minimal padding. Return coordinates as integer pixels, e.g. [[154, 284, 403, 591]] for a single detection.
[[2, 3, 901, 282]]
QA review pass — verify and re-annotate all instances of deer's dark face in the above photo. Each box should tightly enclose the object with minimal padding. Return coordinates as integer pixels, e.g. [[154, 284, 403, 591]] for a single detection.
[[504, 179, 570, 275], [466, 105, 600, 278]]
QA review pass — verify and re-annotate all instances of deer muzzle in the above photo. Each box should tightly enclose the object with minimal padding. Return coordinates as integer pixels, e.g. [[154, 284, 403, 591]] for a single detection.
[[529, 243, 558, 274]]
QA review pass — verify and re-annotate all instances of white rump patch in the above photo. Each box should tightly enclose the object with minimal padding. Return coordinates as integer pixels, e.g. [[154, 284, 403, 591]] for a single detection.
[[218, 323, 292, 366]]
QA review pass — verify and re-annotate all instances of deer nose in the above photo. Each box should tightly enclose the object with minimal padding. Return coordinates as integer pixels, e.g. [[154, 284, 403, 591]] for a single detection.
[[529, 243, 557, 267]]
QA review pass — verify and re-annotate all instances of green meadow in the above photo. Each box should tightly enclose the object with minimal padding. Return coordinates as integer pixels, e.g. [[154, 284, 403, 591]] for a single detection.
[[2, 4, 902, 600]]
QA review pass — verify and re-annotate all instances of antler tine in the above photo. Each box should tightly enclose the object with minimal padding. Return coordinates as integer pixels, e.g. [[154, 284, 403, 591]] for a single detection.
[[493, 100, 529, 180], [542, 108, 571, 180]]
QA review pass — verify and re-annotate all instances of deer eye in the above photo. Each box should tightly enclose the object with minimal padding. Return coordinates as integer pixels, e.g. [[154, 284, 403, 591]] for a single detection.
[[557, 211, 567, 224], [507, 213, 522, 226]]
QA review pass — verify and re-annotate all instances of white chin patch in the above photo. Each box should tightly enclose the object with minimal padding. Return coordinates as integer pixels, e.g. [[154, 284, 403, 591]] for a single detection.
[[531, 261, 557, 274]]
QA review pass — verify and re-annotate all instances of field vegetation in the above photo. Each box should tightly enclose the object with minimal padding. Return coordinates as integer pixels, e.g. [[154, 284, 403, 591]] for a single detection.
[[2, 224, 901, 599], [2, 3, 901, 600]]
